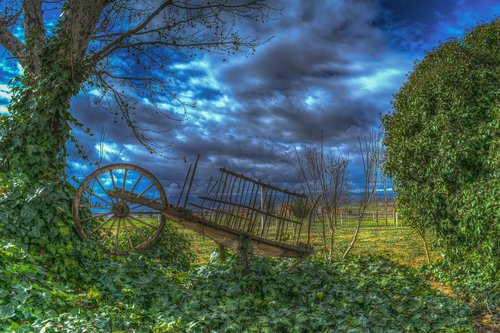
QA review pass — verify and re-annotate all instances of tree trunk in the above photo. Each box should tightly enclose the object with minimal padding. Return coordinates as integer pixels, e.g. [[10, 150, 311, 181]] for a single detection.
[[394, 195, 398, 227], [342, 219, 361, 259], [383, 176, 388, 226], [416, 228, 431, 264], [423, 238, 430, 264], [4, 88, 72, 181]]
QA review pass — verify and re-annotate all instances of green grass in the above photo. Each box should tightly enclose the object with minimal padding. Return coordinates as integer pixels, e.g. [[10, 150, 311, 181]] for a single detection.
[[109, 213, 428, 269], [180, 218, 434, 267]]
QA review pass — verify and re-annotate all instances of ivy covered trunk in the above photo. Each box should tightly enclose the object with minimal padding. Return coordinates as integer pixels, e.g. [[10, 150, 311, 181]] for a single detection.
[[5, 75, 73, 180], [0, 39, 90, 271]]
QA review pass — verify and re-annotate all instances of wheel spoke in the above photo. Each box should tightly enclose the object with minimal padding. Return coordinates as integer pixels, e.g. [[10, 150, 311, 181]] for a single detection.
[[89, 215, 114, 235], [102, 217, 118, 244], [126, 216, 149, 241], [129, 174, 143, 194], [94, 176, 117, 203], [80, 204, 112, 210], [115, 218, 121, 248], [84, 187, 113, 205], [109, 170, 117, 190], [122, 169, 128, 191], [136, 183, 155, 198], [80, 212, 113, 222], [127, 211, 159, 215], [122, 221, 134, 249], [129, 215, 158, 230], [100, 216, 116, 247], [129, 203, 148, 210]]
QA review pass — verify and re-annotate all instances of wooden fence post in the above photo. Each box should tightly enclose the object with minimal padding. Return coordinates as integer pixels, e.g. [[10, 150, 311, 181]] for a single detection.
[[219, 244, 226, 262], [239, 232, 251, 274]]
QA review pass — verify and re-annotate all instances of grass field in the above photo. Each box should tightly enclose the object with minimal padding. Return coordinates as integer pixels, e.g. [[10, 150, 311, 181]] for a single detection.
[[180, 218, 435, 268], [99, 204, 430, 269]]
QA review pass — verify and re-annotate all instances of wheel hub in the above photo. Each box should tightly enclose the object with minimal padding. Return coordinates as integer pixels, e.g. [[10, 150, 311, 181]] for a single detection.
[[112, 201, 130, 218]]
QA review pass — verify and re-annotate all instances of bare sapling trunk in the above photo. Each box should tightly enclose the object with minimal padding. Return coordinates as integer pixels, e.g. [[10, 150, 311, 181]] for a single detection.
[[296, 146, 328, 258], [415, 226, 431, 263], [295, 142, 349, 264], [327, 154, 348, 263], [342, 131, 381, 259], [394, 195, 398, 227], [382, 171, 388, 226]]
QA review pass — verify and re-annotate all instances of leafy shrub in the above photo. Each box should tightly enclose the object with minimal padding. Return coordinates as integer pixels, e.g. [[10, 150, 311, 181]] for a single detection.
[[422, 256, 499, 310], [0, 239, 185, 332], [140, 222, 195, 271], [290, 200, 310, 219], [0, 242, 93, 332], [382, 19, 499, 293]]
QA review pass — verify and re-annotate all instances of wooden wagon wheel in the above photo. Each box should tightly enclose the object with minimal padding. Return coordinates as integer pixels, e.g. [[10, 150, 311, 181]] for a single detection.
[[72, 163, 167, 255]]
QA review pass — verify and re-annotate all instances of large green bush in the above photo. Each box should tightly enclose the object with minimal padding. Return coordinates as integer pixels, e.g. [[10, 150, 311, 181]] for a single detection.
[[383, 20, 499, 291]]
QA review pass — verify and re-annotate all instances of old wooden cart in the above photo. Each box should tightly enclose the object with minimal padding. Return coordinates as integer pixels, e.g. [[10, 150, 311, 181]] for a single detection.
[[72, 161, 313, 264]]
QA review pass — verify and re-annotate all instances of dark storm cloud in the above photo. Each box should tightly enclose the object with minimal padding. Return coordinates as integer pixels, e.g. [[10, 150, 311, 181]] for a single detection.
[[216, 0, 394, 152], [223, 99, 376, 144], [68, 0, 406, 190], [61, 0, 498, 194]]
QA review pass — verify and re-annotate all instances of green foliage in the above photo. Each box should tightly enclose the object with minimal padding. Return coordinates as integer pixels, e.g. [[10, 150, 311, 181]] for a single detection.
[[138, 222, 195, 271], [0, 176, 100, 282], [1, 239, 473, 332], [422, 257, 499, 310], [0, 31, 90, 255], [382, 19, 499, 292], [290, 200, 310, 219], [0, 242, 94, 332], [0, 34, 87, 180], [154, 256, 472, 333], [0, 26, 107, 290], [0, 237, 193, 332]]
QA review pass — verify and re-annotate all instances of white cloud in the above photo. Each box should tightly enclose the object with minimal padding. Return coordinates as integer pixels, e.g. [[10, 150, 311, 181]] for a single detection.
[[356, 68, 405, 91], [94, 142, 129, 162], [0, 84, 11, 101], [0, 105, 9, 115]]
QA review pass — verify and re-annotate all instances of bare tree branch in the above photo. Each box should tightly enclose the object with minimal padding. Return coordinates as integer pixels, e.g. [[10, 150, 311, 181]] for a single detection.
[[88, 0, 275, 64], [342, 130, 382, 259], [296, 143, 349, 263], [21, 0, 45, 73], [90, 68, 180, 155], [0, 17, 25, 65], [1, 6, 22, 28], [88, 0, 174, 63]]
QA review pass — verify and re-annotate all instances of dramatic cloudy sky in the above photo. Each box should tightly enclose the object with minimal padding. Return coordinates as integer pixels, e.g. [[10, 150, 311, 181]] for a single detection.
[[0, 0, 498, 199]]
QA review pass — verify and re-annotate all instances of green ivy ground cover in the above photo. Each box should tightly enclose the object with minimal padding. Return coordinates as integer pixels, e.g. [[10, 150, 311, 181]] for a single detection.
[[1, 241, 473, 333]]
